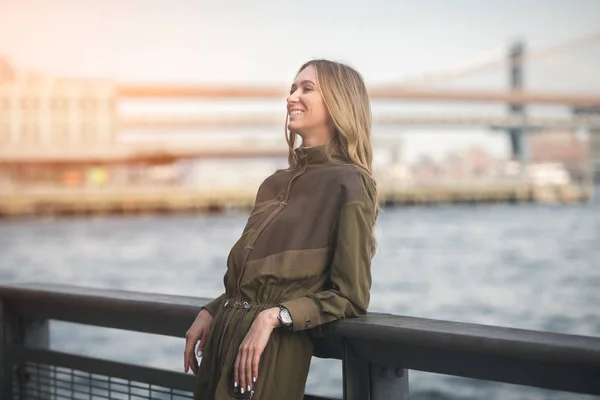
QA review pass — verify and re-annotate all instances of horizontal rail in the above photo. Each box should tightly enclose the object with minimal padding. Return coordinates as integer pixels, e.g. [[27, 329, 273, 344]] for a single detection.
[[120, 114, 600, 130], [117, 84, 600, 106], [0, 283, 203, 337], [1, 283, 599, 395]]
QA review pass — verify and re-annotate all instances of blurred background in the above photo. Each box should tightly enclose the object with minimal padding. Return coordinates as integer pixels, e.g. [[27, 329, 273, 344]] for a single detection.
[[0, 1, 599, 399]]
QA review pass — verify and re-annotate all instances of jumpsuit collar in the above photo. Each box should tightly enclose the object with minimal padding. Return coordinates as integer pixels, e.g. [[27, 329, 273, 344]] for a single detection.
[[294, 144, 347, 166]]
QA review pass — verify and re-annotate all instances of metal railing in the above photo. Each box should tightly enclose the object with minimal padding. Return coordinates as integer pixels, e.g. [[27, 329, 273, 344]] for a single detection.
[[1, 283, 599, 399]]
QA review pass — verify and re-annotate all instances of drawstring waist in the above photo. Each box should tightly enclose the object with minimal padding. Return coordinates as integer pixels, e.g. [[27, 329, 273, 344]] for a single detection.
[[201, 298, 275, 393], [222, 298, 278, 311]]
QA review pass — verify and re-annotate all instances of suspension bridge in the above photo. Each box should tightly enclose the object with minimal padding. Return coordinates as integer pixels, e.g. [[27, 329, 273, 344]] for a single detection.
[[117, 32, 600, 173], [1, 32, 599, 216]]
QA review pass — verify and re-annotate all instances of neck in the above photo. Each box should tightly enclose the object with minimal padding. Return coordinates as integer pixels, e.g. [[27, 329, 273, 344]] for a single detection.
[[300, 131, 334, 148]]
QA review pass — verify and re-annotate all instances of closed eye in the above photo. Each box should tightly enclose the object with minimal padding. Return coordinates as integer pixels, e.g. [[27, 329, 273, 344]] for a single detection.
[[289, 84, 314, 95]]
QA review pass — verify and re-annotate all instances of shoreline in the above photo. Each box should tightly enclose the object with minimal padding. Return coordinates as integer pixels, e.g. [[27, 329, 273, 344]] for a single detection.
[[0, 182, 592, 219]]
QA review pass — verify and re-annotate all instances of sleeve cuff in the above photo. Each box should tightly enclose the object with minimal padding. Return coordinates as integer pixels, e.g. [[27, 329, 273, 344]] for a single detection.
[[280, 296, 323, 331]]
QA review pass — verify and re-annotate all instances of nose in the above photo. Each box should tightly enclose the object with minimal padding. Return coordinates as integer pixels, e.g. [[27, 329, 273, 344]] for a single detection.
[[287, 89, 300, 105]]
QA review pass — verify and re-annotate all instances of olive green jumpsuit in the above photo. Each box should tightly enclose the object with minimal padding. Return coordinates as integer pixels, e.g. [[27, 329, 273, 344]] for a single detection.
[[194, 145, 376, 400]]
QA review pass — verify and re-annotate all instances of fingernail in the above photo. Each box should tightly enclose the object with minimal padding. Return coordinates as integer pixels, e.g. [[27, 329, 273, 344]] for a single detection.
[[234, 382, 238, 388], [247, 385, 251, 392], [197, 351, 203, 357], [241, 387, 245, 394], [253, 376, 256, 383]]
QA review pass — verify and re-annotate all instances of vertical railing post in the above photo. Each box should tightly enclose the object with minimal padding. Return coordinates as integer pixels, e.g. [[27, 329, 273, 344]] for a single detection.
[[0, 300, 18, 399], [0, 299, 50, 399], [370, 365, 409, 400], [342, 339, 370, 400], [342, 339, 410, 400]]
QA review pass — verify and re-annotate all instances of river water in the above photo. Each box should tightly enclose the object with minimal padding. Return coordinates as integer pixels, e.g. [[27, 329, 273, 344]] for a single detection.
[[1, 195, 599, 400]]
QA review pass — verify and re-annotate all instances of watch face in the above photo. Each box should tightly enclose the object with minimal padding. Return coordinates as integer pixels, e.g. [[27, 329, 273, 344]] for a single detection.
[[280, 308, 292, 324]]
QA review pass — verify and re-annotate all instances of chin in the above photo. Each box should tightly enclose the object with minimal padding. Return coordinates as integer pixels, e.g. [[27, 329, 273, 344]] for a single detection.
[[287, 124, 303, 135]]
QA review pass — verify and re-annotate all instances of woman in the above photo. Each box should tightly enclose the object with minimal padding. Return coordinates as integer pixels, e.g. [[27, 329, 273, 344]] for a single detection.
[[184, 59, 378, 400]]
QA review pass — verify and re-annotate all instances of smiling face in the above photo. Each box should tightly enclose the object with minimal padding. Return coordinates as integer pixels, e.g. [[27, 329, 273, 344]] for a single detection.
[[287, 64, 335, 147]]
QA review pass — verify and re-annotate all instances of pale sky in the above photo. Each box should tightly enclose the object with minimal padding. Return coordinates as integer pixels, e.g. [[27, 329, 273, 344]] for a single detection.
[[1, 0, 599, 162]]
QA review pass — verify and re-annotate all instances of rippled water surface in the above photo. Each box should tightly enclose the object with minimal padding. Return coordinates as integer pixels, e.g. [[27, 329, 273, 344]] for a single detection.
[[1, 197, 599, 400]]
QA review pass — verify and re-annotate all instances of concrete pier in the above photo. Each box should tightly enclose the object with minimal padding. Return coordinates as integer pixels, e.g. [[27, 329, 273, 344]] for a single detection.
[[0, 182, 592, 218]]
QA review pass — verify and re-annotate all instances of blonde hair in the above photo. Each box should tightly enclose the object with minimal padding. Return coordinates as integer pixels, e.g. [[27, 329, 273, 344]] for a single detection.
[[285, 59, 379, 251]]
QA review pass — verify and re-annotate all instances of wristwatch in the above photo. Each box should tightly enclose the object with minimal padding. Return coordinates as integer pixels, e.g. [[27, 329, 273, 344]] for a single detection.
[[277, 305, 293, 330]]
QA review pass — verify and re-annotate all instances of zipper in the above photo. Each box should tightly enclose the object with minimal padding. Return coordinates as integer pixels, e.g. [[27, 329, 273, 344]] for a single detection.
[[235, 160, 308, 292]]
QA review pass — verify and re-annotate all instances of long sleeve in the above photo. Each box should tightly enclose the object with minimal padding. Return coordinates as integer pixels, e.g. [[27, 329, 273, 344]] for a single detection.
[[280, 199, 375, 331]]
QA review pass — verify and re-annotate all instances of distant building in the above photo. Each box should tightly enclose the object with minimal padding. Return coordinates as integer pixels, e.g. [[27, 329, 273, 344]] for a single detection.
[[0, 58, 117, 152], [590, 131, 600, 183], [529, 131, 588, 182], [573, 106, 600, 183], [412, 155, 440, 183], [440, 145, 493, 181]]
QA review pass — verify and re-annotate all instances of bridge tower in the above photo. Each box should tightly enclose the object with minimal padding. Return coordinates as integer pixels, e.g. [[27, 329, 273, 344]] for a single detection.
[[507, 41, 528, 163], [573, 105, 600, 183]]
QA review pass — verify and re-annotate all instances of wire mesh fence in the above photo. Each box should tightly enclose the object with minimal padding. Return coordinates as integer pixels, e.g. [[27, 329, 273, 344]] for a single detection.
[[12, 362, 194, 400], [7, 346, 195, 400]]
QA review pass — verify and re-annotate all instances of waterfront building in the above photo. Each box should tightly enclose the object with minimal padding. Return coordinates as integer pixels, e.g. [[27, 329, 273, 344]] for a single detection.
[[529, 131, 589, 182], [0, 58, 117, 153]]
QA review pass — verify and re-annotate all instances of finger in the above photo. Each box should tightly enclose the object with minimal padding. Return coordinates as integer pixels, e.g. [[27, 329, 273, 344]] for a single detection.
[[252, 350, 261, 386], [238, 348, 248, 393], [246, 350, 254, 393], [191, 355, 199, 375], [198, 330, 208, 353], [184, 335, 198, 356], [184, 347, 197, 374], [184, 338, 197, 372], [184, 340, 193, 372], [233, 353, 240, 390]]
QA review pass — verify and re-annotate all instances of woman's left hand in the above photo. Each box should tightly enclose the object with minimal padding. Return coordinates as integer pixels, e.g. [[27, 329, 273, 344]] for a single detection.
[[234, 307, 280, 395]]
